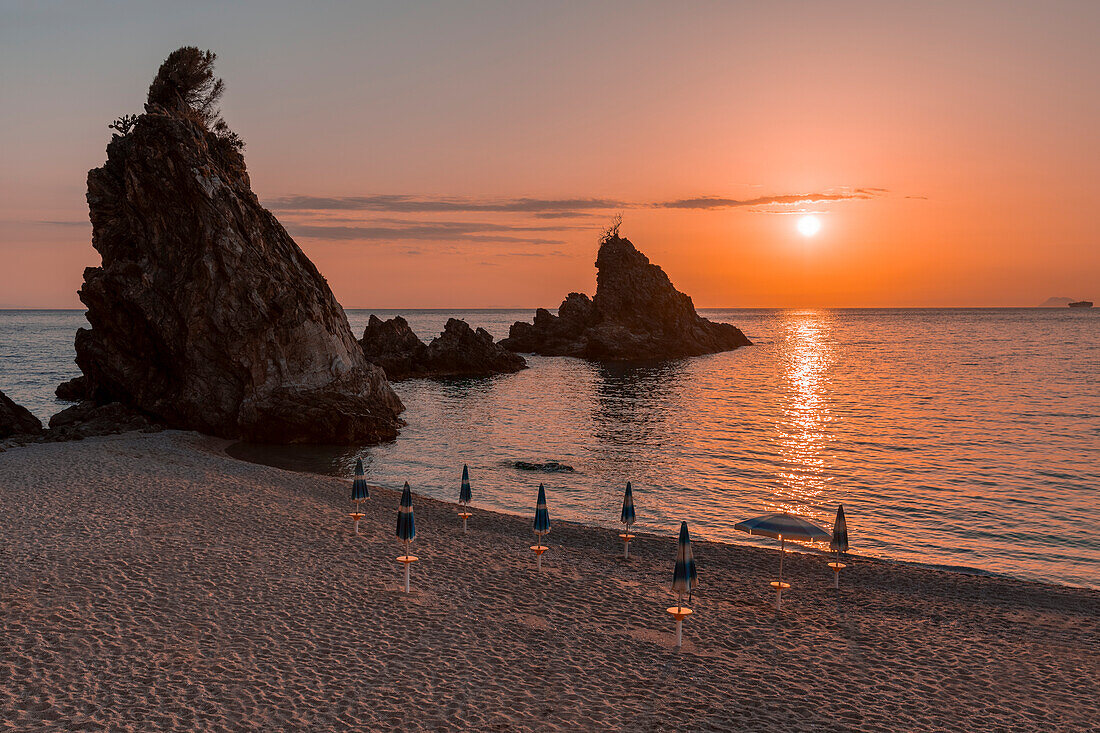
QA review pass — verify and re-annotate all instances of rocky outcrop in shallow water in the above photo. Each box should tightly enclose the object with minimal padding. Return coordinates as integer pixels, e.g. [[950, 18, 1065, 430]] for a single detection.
[[360, 316, 526, 380], [0, 391, 42, 439], [67, 49, 403, 444], [500, 233, 751, 360]]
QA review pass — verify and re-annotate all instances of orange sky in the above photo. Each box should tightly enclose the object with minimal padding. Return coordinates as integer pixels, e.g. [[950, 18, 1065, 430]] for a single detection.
[[1, 2, 1097, 308]]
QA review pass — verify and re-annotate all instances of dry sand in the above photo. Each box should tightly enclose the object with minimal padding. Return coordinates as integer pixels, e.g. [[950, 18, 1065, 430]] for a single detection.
[[1, 431, 1097, 731]]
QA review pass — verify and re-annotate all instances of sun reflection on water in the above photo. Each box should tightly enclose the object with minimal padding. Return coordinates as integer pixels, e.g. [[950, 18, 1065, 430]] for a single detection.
[[771, 311, 835, 521]]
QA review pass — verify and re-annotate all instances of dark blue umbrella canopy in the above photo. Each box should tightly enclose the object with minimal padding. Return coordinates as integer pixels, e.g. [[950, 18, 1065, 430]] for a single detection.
[[396, 481, 416, 541], [533, 483, 551, 535], [734, 512, 831, 543], [672, 521, 698, 596], [830, 504, 849, 552], [459, 464, 472, 505], [620, 482, 636, 526], [352, 458, 369, 501]]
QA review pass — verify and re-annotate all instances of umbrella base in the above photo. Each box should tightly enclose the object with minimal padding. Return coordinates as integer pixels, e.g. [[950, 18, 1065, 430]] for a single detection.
[[770, 581, 790, 610], [667, 606, 693, 648], [828, 562, 846, 588], [396, 555, 418, 593], [530, 545, 548, 571]]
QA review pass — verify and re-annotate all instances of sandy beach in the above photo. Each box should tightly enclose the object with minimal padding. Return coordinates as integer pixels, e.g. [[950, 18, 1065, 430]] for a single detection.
[[1, 431, 1097, 731]]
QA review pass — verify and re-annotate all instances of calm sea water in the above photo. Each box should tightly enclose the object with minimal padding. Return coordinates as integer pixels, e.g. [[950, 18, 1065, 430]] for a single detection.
[[2, 308, 1098, 588]]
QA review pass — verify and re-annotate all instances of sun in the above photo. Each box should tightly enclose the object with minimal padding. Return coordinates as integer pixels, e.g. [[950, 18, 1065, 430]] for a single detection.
[[797, 215, 822, 237]]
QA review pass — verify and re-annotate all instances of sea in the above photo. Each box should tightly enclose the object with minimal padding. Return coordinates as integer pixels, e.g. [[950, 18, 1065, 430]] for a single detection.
[[2, 308, 1098, 589]]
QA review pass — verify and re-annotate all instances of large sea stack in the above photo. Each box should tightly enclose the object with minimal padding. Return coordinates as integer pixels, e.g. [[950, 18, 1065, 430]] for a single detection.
[[500, 230, 751, 360], [69, 48, 403, 443]]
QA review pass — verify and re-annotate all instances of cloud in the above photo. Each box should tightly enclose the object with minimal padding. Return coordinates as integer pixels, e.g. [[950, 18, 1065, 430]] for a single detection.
[[35, 220, 90, 227], [655, 191, 881, 210], [285, 220, 567, 245], [268, 189, 887, 217], [268, 195, 625, 214]]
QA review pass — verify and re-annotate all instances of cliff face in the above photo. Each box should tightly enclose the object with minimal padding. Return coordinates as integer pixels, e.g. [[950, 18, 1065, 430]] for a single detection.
[[501, 235, 751, 360], [74, 111, 403, 443], [360, 316, 526, 380]]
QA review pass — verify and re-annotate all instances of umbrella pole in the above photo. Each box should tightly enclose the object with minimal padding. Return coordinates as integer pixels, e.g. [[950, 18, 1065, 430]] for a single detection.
[[676, 592, 683, 647], [777, 537, 785, 610], [463, 512, 467, 534], [834, 549, 840, 589], [404, 539, 410, 593]]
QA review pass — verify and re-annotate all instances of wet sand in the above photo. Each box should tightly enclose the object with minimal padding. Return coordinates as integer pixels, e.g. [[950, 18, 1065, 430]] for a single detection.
[[1, 431, 1097, 731]]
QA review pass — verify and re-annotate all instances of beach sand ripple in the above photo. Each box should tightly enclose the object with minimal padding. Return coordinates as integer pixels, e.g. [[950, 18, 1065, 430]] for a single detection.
[[1, 432, 1097, 731]]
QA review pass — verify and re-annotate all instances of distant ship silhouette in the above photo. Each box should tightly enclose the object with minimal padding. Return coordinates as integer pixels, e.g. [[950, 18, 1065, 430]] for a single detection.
[[1068, 300, 1093, 308]]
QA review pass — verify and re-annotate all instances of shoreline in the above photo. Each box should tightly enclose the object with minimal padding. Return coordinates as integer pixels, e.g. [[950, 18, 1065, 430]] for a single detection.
[[224, 439, 1095, 594], [2, 430, 1097, 730]]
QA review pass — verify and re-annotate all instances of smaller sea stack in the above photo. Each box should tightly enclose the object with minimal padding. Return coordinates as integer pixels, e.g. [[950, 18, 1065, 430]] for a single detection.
[[501, 228, 751, 360]]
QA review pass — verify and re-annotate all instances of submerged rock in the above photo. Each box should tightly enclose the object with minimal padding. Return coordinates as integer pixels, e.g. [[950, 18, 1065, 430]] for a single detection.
[[0, 391, 42, 439], [361, 317, 526, 380], [512, 461, 574, 473], [69, 48, 403, 444], [501, 232, 751, 360]]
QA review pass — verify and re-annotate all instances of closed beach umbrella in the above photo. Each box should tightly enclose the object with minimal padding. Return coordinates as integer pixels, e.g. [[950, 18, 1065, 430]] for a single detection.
[[396, 482, 417, 592], [829, 504, 849, 588], [531, 483, 551, 571], [734, 512, 830, 609], [458, 464, 473, 533], [672, 521, 697, 604], [352, 458, 370, 501], [459, 464, 472, 505], [669, 521, 697, 647], [620, 482, 636, 559], [350, 458, 369, 534]]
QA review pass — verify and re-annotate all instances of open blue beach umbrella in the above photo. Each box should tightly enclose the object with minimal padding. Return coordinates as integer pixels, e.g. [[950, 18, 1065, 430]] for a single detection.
[[533, 483, 551, 538], [672, 521, 698, 605], [352, 458, 370, 502], [620, 482, 636, 527], [459, 464, 472, 506], [735, 512, 830, 608], [397, 482, 416, 543]]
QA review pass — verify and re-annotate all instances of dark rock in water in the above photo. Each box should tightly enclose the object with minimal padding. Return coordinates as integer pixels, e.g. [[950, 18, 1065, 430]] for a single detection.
[[424, 319, 527, 377], [361, 316, 526, 380], [47, 401, 163, 441], [71, 50, 403, 444], [0, 391, 42, 439], [55, 375, 91, 402], [360, 315, 429, 380], [500, 233, 751, 360], [513, 461, 574, 473]]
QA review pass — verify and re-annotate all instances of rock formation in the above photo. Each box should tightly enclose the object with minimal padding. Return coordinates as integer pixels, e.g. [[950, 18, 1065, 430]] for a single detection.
[[0, 391, 42, 439], [48, 401, 163, 441], [500, 232, 751, 360], [68, 48, 403, 444], [361, 316, 526, 380]]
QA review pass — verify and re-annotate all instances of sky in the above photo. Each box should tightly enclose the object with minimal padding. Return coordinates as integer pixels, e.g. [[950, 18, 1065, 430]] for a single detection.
[[1, 1, 1098, 308]]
